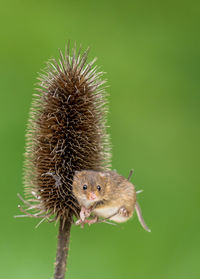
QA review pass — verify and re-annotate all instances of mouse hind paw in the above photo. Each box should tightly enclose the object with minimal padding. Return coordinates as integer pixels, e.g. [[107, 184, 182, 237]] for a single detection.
[[118, 207, 129, 217]]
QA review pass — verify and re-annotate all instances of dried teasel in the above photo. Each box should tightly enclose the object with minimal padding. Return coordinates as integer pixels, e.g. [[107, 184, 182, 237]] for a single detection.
[[17, 43, 111, 279]]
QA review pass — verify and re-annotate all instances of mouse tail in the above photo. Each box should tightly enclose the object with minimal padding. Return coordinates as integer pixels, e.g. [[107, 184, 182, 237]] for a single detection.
[[135, 202, 151, 232]]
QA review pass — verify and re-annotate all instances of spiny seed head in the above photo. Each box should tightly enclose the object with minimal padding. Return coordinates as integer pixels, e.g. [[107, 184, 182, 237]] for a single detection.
[[23, 44, 111, 223]]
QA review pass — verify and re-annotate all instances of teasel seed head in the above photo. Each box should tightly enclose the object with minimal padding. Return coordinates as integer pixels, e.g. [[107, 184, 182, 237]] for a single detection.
[[22, 44, 111, 224]]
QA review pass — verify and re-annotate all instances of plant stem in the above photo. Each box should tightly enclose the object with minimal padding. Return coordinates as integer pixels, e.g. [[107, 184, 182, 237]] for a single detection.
[[54, 217, 72, 279]]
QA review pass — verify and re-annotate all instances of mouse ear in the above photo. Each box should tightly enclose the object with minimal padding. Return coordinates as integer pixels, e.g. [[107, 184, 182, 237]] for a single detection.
[[99, 172, 108, 178], [74, 170, 87, 177], [74, 170, 81, 177]]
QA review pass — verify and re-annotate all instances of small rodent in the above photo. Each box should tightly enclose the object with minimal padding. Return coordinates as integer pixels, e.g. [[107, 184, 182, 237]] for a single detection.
[[72, 170, 150, 232]]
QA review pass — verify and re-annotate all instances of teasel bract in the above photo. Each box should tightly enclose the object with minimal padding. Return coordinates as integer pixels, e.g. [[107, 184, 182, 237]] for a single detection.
[[19, 43, 111, 279]]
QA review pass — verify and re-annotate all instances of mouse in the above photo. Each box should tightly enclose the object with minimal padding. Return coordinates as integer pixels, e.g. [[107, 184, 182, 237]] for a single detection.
[[72, 170, 151, 232]]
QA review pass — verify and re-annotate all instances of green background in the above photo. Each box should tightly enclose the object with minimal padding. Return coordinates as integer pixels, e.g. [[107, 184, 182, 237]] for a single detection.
[[0, 0, 199, 278]]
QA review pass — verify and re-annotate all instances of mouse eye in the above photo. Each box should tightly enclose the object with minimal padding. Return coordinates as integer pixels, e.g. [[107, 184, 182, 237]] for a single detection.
[[83, 184, 87, 190], [97, 185, 101, 191]]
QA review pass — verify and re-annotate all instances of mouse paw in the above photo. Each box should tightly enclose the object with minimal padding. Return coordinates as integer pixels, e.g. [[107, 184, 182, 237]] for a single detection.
[[75, 219, 86, 228], [80, 206, 91, 221], [84, 216, 98, 225], [84, 208, 91, 218], [118, 207, 129, 217], [75, 219, 82, 225]]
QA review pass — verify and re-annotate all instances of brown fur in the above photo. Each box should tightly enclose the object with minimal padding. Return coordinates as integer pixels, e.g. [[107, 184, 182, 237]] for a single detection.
[[72, 170, 136, 221]]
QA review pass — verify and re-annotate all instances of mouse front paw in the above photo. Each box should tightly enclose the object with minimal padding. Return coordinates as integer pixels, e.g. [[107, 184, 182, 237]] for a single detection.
[[80, 206, 91, 221], [75, 219, 82, 225], [84, 208, 91, 218], [75, 218, 86, 228]]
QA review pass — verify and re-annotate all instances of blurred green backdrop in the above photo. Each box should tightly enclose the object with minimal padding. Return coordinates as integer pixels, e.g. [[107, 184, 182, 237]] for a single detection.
[[0, 0, 199, 278]]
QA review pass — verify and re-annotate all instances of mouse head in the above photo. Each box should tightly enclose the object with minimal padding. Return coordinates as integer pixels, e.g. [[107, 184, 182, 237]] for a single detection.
[[72, 170, 108, 208]]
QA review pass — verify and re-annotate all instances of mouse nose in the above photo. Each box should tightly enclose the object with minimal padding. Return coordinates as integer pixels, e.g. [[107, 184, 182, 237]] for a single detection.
[[88, 192, 97, 200]]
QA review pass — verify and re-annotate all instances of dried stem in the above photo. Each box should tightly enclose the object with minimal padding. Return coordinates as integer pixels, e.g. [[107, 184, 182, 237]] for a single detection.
[[54, 217, 72, 279]]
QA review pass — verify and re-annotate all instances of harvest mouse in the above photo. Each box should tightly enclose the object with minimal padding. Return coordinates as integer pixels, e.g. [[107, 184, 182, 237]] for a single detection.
[[72, 170, 150, 232]]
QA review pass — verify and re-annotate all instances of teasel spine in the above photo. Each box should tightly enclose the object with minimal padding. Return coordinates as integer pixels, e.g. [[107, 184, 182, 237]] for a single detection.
[[18, 43, 111, 279]]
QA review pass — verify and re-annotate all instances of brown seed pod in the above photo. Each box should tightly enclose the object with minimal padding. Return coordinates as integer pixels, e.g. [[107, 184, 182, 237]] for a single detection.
[[21, 44, 111, 224]]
